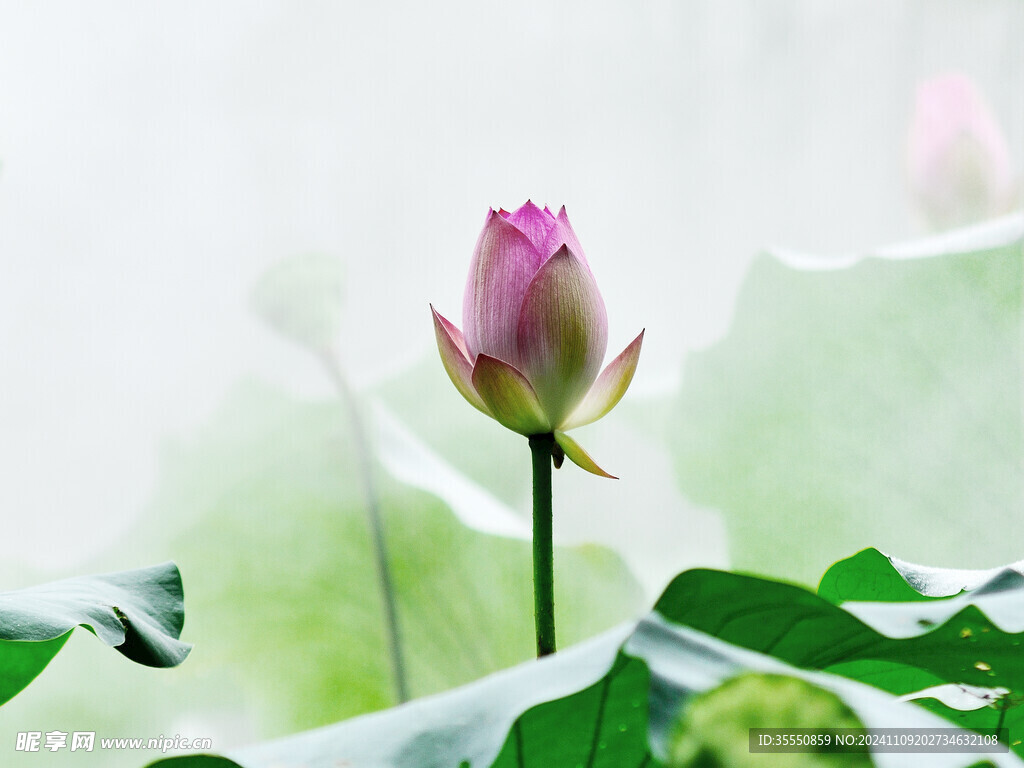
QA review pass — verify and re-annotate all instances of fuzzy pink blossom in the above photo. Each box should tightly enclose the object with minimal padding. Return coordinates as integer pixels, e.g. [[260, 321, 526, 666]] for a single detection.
[[909, 73, 1015, 228]]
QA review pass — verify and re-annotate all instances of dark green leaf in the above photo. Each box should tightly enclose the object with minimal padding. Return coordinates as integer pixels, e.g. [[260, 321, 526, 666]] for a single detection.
[[151, 560, 1024, 768], [0, 635, 68, 707], [656, 568, 1024, 695], [821, 548, 1024, 604], [817, 550, 1024, 754], [490, 655, 657, 768], [627, 612, 1020, 768], [0, 562, 190, 705], [819, 549, 937, 604]]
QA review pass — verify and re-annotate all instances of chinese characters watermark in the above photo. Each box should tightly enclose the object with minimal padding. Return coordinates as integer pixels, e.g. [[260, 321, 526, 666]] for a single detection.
[[15, 731, 210, 753]]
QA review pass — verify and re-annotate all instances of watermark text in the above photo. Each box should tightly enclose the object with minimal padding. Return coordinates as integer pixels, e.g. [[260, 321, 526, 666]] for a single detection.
[[15, 732, 212, 753]]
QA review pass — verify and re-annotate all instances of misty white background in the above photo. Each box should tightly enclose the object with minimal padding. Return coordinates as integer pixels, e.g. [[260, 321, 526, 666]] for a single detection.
[[0, 0, 1021, 586]]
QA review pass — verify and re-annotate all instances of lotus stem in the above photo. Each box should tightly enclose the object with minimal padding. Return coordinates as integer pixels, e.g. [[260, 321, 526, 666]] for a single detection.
[[320, 349, 409, 703], [529, 432, 556, 657]]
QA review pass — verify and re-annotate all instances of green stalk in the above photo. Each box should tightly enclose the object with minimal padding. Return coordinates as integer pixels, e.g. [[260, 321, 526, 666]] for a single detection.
[[529, 433, 556, 657], [320, 350, 409, 703]]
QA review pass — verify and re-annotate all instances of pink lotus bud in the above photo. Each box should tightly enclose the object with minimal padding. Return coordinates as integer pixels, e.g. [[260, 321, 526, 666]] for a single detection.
[[908, 73, 1015, 229], [432, 202, 643, 477]]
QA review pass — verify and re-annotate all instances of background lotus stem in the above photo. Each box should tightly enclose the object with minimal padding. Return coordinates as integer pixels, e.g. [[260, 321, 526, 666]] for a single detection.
[[319, 348, 409, 703], [529, 432, 556, 657]]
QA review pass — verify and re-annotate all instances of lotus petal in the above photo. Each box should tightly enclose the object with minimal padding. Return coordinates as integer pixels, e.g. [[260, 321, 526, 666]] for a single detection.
[[910, 74, 1011, 190], [516, 245, 608, 427], [540, 206, 589, 266], [431, 305, 490, 416], [554, 431, 616, 478], [471, 354, 551, 436], [562, 330, 645, 430], [507, 200, 557, 253], [909, 74, 1015, 228], [462, 210, 543, 365]]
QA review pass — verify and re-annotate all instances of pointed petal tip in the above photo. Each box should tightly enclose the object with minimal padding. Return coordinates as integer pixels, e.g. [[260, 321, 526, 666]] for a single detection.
[[430, 304, 458, 333], [547, 242, 587, 266], [518, 199, 552, 218], [508, 201, 558, 250], [554, 431, 617, 478], [539, 206, 588, 267]]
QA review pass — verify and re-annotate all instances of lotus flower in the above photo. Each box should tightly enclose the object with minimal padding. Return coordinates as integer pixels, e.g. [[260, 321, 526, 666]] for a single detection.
[[908, 73, 1016, 229], [431, 202, 643, 478]]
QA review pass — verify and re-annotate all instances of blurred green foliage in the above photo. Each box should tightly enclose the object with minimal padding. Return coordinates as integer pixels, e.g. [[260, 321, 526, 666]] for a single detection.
[[673, 222, 1024, 584], [668, 673, 870, 768]]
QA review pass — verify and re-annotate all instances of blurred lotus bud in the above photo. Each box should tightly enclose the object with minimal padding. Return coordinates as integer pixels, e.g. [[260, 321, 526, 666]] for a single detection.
[[668, 673, 870, 768], [908, 73, 1016, 230], [251, 253, 345, 354]]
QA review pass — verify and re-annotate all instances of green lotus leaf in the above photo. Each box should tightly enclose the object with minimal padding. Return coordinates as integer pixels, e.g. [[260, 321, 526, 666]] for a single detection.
[[0, 562, 190, 706]]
